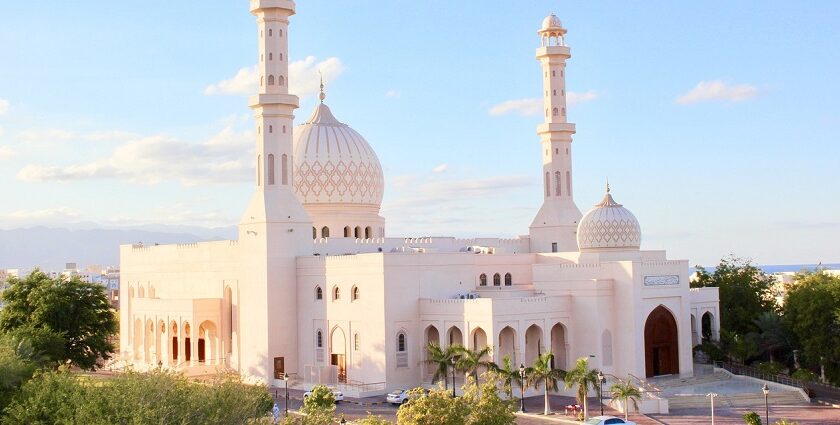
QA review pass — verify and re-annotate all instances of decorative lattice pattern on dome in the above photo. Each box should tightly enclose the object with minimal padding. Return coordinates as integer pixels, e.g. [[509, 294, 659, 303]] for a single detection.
[[576, 196, 642, 250], [294, 159, 383, 205]]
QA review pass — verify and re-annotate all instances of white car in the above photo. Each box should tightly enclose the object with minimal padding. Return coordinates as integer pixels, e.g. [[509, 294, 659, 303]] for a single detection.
[[386, 389, 410, 404], [303, 388, 344, 402], [584, 416, 636, 425]]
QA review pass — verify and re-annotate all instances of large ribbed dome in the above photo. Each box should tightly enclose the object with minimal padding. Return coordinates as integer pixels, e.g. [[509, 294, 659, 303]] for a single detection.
[[576, 188, 641, 250], [292, 102, 384, 206]]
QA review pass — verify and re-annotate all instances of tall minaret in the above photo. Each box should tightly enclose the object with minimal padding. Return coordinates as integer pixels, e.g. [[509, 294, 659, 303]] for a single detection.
[[238, 0, 312, 382], [529, 14, 582, 253]]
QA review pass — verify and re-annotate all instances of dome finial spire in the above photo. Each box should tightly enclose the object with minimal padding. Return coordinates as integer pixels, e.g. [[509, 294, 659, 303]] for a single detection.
[[606, 178, 610, 193], [318, 70, 326, 104]]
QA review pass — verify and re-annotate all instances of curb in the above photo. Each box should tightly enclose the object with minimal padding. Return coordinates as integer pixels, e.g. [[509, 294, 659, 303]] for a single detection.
[[815, 399, 840, 408]]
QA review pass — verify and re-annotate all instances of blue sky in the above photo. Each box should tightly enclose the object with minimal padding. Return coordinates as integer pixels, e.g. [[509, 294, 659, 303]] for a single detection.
[[0, 1, 838, 266]]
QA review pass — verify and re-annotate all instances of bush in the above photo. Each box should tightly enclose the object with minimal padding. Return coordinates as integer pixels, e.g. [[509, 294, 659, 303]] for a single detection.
[[791, 368, 818, 383], [743, 411, 762, 425], [773, 420, 799, 425], [694, 341, 726, 363], [356, 413, 392, 425], [756, 361, 785, 376]]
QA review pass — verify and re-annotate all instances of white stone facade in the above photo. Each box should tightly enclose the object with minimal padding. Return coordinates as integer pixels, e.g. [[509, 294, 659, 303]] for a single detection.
[[119, 4, 719, 395]]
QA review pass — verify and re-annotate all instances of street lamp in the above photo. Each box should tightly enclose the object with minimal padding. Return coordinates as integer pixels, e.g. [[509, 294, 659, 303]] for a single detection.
[[762, 384, 770, 425], [282, 373, 289, 417], [450, 357, 457, 398], [519, 363, 527, 413], [706, 393, 718, 425], [597, 371, 605, 416]]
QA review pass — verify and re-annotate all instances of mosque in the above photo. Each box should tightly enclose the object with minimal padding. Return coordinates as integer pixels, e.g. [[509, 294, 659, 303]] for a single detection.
[[119, 0, 720, 397]]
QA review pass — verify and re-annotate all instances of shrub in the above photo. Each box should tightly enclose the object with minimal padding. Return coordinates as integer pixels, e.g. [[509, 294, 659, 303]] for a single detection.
[[694, 341, 726, 363], [743, 411, 762, 425], [756, 361, 785, 376], [791, 368, 818, 383]]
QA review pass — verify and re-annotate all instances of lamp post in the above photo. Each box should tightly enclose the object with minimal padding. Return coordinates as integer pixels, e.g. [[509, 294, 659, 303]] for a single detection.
[[762, 384, 769, 425], [450, 357, 457, 398], [519, 363, 526, 413], [706, 393, 718, 425], [282, 373, 289, 417], [597, 371, 605, 416]]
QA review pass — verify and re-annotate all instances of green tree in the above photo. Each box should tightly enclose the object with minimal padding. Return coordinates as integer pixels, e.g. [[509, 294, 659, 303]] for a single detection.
[[747, 312, 791, 363], [454, 345, 493, 384], [464, 375, 516, 425], [0, 270, 118, 370], [489, 355, 522, 400], [424, 342, 462, 390], [608, 378, 641, 421], [693, 256, 776, 336], [0, 337, 39, 412], [563, 357, 599, 420], [783, 270, 840, 384], [527, 352, 565, 416], [397, 385, 469, 425], [743, 411, 762, 425], [356, 413, 393, 425], [301, 384, 336, 423]]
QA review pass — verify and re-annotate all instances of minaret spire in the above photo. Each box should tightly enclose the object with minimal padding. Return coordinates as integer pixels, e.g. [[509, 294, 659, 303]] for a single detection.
[[319, 71, 326, 103], [529, 13, 583, 253]]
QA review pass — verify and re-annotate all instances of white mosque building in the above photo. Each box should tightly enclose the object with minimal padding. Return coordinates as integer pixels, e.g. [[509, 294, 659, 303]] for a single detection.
[[119, 1, 720, 397]]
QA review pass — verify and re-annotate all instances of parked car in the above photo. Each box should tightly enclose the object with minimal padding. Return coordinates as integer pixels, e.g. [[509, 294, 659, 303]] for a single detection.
[[584, 416, 636, 425], [303, 388, 344, 402], [386, 389, 410, 404]]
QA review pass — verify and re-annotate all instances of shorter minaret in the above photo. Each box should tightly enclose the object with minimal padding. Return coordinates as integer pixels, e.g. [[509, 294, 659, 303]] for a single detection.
[[529, 14, 583, 253]]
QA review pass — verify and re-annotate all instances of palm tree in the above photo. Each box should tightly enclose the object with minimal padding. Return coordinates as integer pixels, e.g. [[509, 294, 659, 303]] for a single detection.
[[609, 378, 642, 421], [423, 342, 462, 389], [563, 357, 600, 420], [489, 355, 521, 400], [527, 352, 565, 415], [454, 345, 493, 384]]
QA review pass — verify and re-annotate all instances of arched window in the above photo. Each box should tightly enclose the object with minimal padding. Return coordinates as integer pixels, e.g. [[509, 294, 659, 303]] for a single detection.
[[552, 107, 558, 117], [333, 286, 340, 301], [351, 286, 359, 301], [268, 29, 273, 37], [282, 125, 286, 133], [504, 273, 512, 286], [562, 107, 566, 116], [269, 52, 273, 61], [545, 108, 549, 118], [397, 333, 407, 352], [344, 226, 351, 237], [316, 330, 322, 348], [281, 154, 288, 185], [321, 226, 330, 238], [479, 274, 487, 286], [354, 333, 360, 351], [267, 154, 275, 185], [257, 155, 261, 186], [493, 273, 501, 286], [555, 171, 562, 196], [566, 171, 571, 194], [365, 226, 372, 239], [268, 75, 275, 86], [269, 125, 273, 133], [545, 172, 550, 197], [553, 89, 556, 96], [315, 286, 323, 300], [552, 70, 556, 77], [278, 75, 285, 86], [279, 29, 283, 37], [312, 227, 316, 239], [354, 226, 361, 238], [280, 53, 284, 61], [260, 76, 264, 87]]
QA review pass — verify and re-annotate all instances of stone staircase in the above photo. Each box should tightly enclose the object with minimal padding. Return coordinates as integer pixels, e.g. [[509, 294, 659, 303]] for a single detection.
[[668, 390, 807, 409]]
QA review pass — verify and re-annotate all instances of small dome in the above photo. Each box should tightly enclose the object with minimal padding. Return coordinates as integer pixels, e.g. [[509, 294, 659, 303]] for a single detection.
[[293, 102, 384, 206], [576, 188, 641, 250], [541, 14, 563, 31]]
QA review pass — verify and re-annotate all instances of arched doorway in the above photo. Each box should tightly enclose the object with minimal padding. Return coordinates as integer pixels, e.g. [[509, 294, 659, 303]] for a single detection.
[[550, 323, 567, 370], [701, 312, 714, 341], [524, 324, 543, 366], [691, 314, 698, 346], [498, 326, 517, 365], [331, 327, 347, 383], [425, 325, 440, 381], [198, 321, 218, 364], [170, 321, 179, 363], [448, 326, 463, 347], [645, 306, 679, 377], [133, 318, 142, 360], [472, 327, 488, 351]]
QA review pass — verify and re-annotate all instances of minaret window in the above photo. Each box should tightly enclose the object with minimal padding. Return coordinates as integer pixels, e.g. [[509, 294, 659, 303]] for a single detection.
[[279, 75, 285, 86], [354, 226, 361, 238], [281, 154, 288, 185], [552, 108, 558, 117], [365, 227, 372, 239], [562, 89, 565, 96], [321, 227, 330, 238], [562, 108, 566, 116], [257, 155, 261, 186], [282, 125, 286, 133], [260, 76, 264, 87], [316, 330, 323, 348], [268, 75, 275, 86], [269, 53, 273, 61], [268, 29, 272, 37], [493, 273, 501, 286], [269, 125, 273, 133], [479, 274, 487, 286], [312, 227, 316, 239], [555, 171, 562, 196], [279, 29, 283, 37], [332, 286, 340, 301], [552, 70, 556, 77], [553, 89, 556, 96], [566, 171, 571, 194], [267, 154, 275, 185], [315, 286, 323, 300], [505, 273, 512, 286], [344, 226, 351, 237], [280, 53, 283, 61], [545, 172, 550, 197]]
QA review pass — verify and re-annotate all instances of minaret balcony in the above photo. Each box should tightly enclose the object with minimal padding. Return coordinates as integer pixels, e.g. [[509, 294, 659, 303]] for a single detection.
[[537, 122, 576, 135], [536, 45, 571, 59], [249, 93, 299, 109], [250, 0, 295, 14]]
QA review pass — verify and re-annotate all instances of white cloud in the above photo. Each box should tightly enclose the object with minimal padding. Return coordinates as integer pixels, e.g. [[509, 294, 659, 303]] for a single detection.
[[385, 90, 400, 98], [204, 56, 345, 99], [488, 91, 599, 116], [17, 129, 139, 145], [676, 80, 759, 104], [432, 163, 448, 173], [0, 146, 13, 161], [16, 122, 254, 186], [0, 207, 82, 227], [0, 99, 9, 116]]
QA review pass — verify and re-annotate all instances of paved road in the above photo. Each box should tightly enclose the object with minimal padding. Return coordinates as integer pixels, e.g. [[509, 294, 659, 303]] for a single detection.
[[270, 388, 840, 424]]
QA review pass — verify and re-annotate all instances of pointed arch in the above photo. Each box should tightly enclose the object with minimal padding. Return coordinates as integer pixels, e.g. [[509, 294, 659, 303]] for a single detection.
[[268, 75, 275, 85], [479, 273, 487, 286], [644, 305, 679, 377], [447, 326, 463, 347], [365, 226, 372, 239], [550, 323, 567, 370], [545, 172, 550, 197], [315, 285, 323, 300], [278, 75, 285, 86], [524, 324, 544, 366], [493, 273, 501, 286], [281, 154, 288, 185], [321, 226, 330, 238], [498, 326, 516, 364], [267, 153, 275, 185], [555, 171, 562, 196], [344, 226, 351, 237], [504, 273, 512, 286]]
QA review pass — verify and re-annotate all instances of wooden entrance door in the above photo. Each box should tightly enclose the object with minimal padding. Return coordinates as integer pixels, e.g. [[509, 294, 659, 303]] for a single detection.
[[645, 306, 679, 377], [172, 337, 178, 361], [198, 338, 206, 363], [331, 354, 346, 383], [185, 337, 191, 362]]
